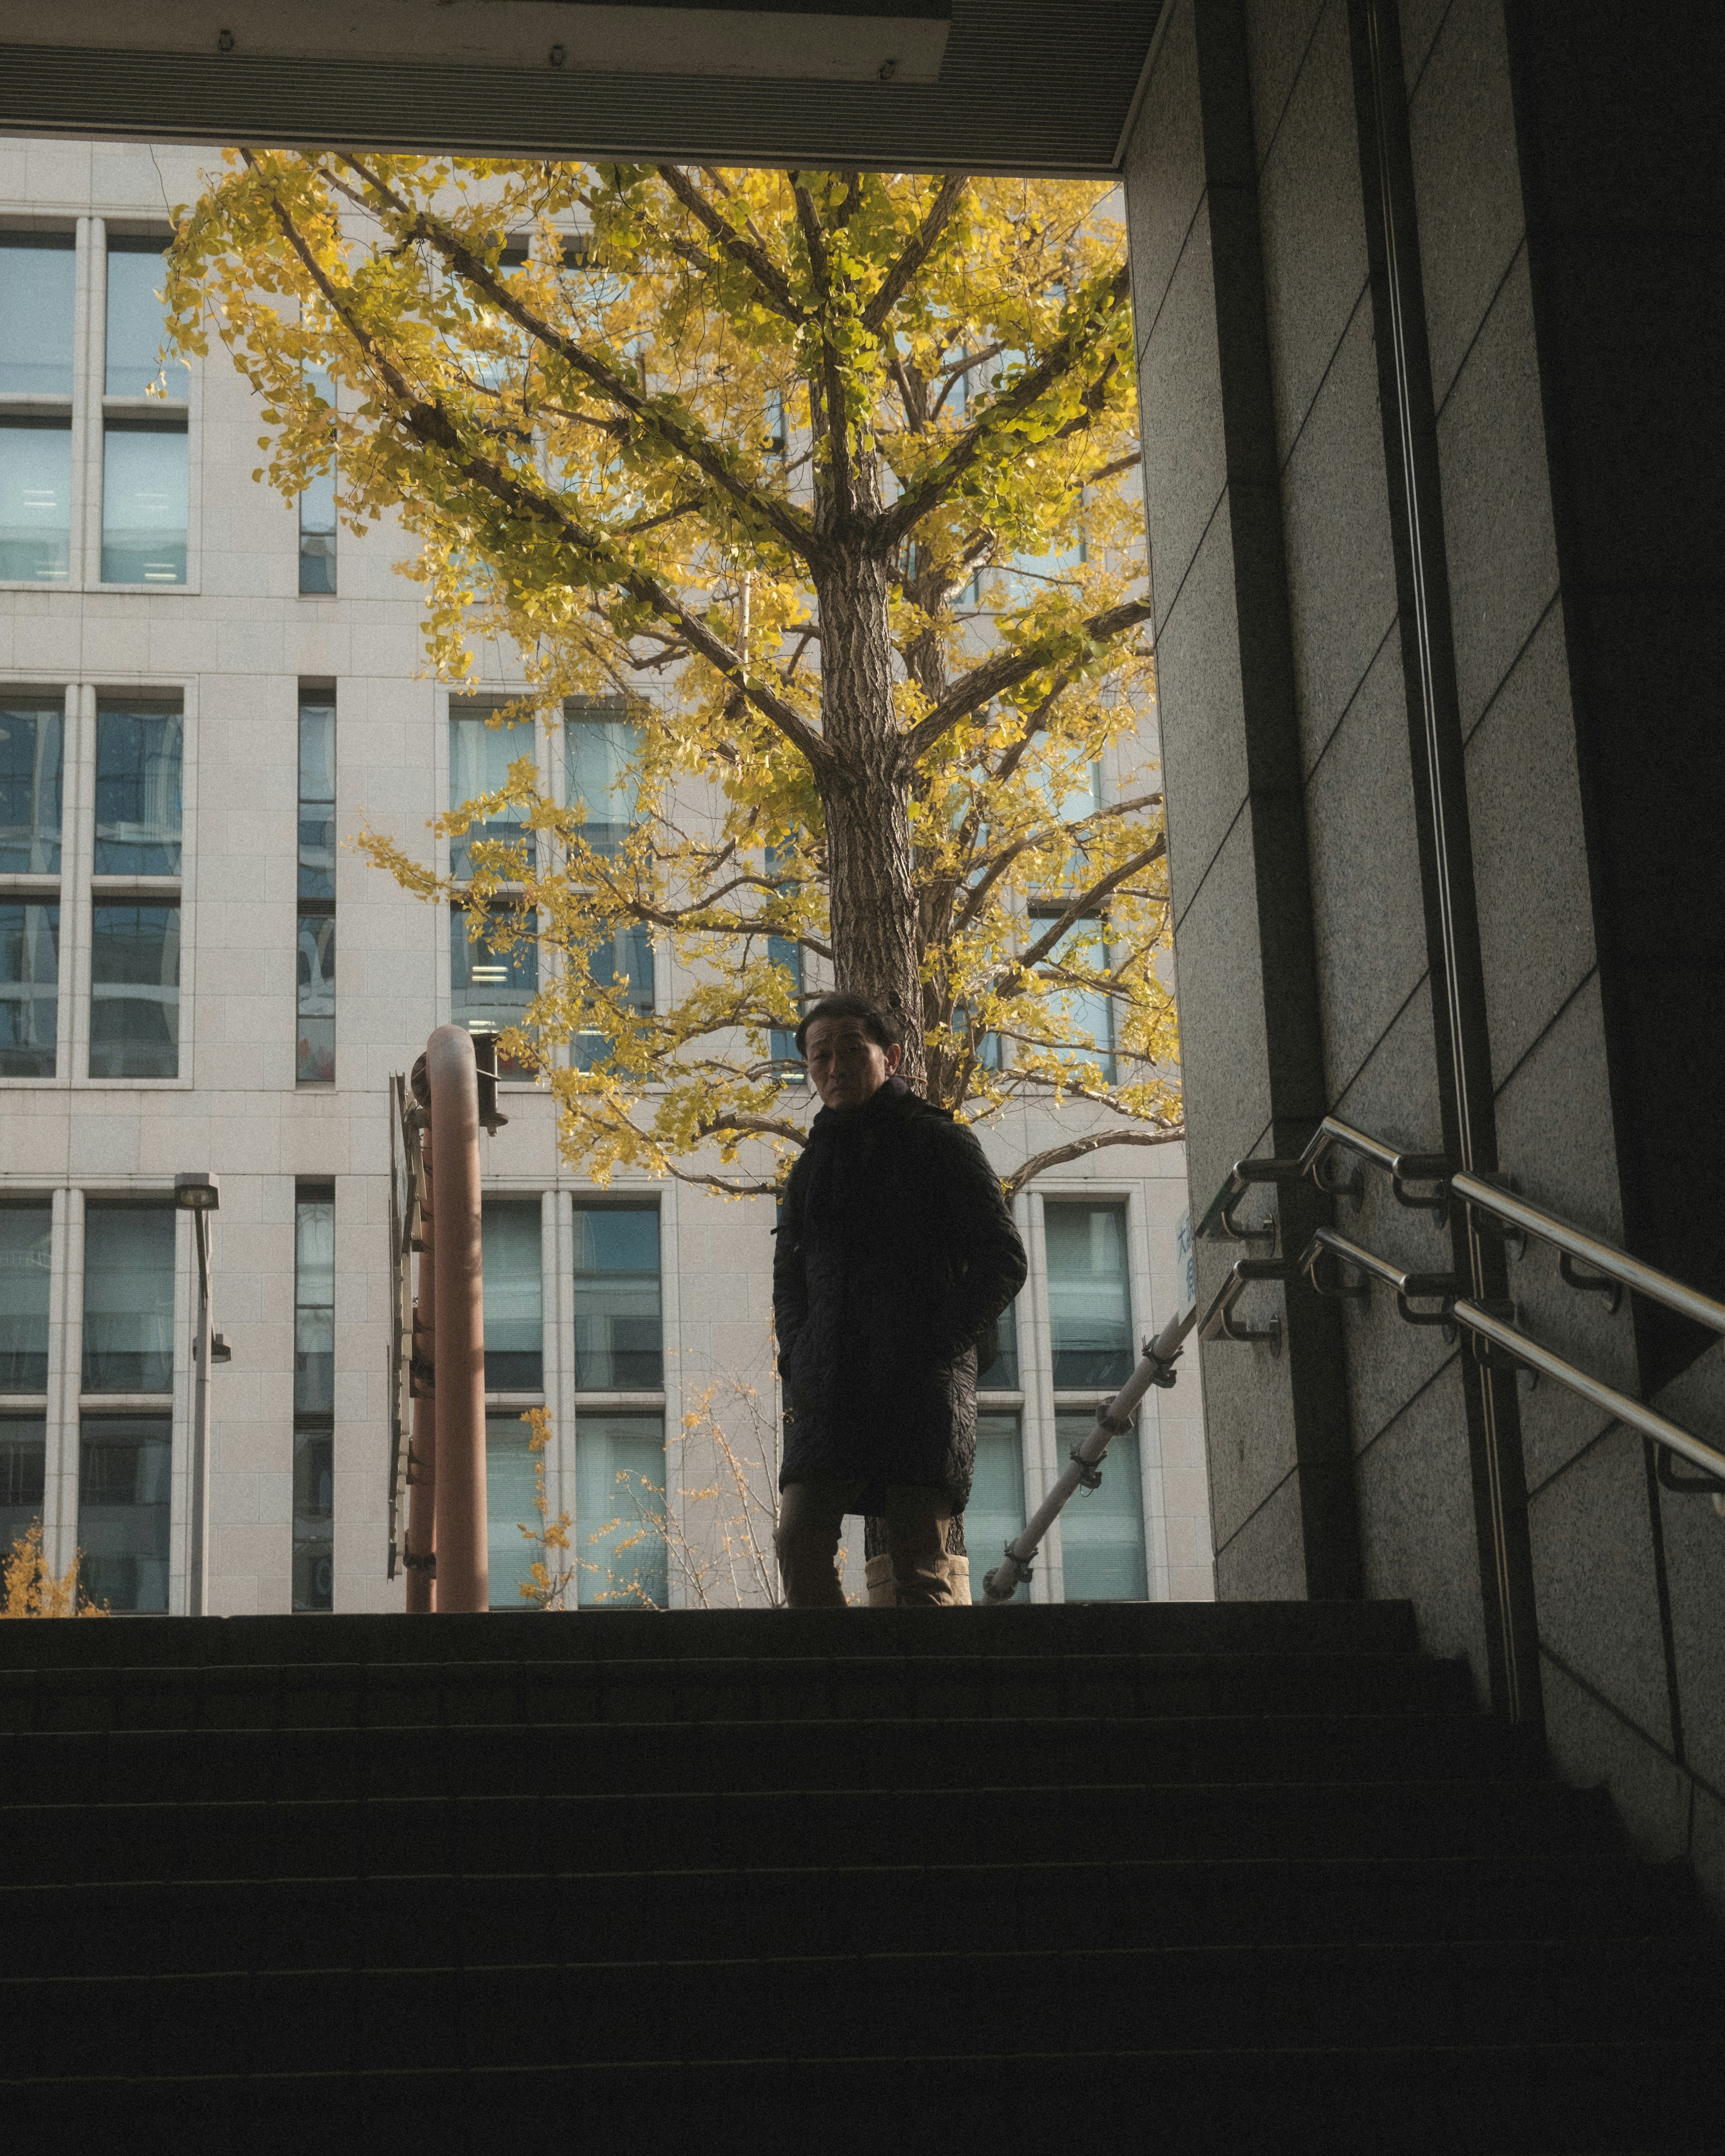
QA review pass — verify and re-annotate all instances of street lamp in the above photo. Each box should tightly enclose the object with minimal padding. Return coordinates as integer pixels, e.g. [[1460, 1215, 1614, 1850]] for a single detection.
[[174, 1172, 225, 1613]]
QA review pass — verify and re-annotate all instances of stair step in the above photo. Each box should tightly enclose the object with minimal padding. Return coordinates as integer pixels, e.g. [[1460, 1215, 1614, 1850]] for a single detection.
[[13, 2043, 1718, 2154], [0, 1775, 1628, 1881], [0, 1854, 1699, 1970], [8, 1935, 1721, 2080], [0, 1649, 1474, 1734], [0, 1599, 1424, 1673]]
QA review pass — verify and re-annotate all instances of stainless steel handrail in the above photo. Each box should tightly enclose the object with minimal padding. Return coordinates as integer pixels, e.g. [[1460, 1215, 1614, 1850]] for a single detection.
[[1299, 1225, 1457, 1327], [1452, 1170, 1725, 1339], [1452, 1299, 1725, 1489], [1196, 1114, 1450, 1249], [1196, 1256, 1287, 1349]]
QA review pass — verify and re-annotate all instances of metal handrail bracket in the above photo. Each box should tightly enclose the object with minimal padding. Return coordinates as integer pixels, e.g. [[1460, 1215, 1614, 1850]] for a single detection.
[[1452, 1298, 1725, 1493], [1302, 1116, 1449, 1217], [1194, 1155, 1306, 1246], [1452, 1171, 1725, 1339], [1299, 1225, 1457, 1328], [1197, 1256, 1287, 1352]]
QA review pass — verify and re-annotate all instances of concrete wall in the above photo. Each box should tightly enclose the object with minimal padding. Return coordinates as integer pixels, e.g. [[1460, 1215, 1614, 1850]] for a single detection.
[[1125, 0, 1725, 1913]]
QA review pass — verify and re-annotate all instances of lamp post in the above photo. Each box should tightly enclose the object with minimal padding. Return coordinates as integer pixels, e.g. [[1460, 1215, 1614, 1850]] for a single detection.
[[174, 1171, 229, 1616]]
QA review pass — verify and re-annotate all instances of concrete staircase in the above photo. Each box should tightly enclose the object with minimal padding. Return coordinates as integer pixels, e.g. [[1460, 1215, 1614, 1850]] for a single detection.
[[2, 1602, 1719, 2150]]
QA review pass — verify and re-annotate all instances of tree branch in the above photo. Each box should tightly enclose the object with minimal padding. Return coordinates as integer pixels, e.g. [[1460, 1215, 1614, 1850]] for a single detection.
[[1003, 1124, 1185, 1197], [654, 164, 806, 321], [897, 595, 1155, 768], [861, 173, 969, 333]]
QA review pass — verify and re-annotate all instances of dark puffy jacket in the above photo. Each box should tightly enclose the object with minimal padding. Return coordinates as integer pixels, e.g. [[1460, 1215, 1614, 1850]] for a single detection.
[[773, 1077, 1028, 1509]]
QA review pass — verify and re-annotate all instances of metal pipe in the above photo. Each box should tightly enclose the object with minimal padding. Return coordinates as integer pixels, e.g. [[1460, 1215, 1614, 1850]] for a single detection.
[[1452, 1171, 1725, 1339], [983, 1303, 1197, 1604], [189, 1210, 213, 1617], [403, 1128, 436, 1614], [1452, 1299, 1725, 1488], [427, 1025, 489, 1613]]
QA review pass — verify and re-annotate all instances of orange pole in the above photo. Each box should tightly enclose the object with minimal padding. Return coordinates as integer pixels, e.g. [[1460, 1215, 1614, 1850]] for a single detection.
[[403, 1130, 436, 1614], [427, 1024, 488, 1613]]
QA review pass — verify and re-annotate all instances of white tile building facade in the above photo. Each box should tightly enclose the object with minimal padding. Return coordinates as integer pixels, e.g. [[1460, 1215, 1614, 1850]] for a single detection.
[[0, 137, 1212, 1618]]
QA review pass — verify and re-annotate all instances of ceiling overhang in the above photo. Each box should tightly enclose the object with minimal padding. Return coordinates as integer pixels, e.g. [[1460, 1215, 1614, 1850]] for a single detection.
[[0, 0, 1166, 176]]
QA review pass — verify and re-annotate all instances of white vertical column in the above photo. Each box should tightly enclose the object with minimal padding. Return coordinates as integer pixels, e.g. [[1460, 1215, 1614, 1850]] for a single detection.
[[657, 1180, 684, 1610], [44, 1186, 81, 1578], [81, 217, 106, 588], [62, 685, 96, 1085], [552, 1188, 579, 1607], [1021, 1191, 1060, 1604], [168, 1204, 195, 1616], [1128, 1188, 1171, 1605], [175, 676, 197, 1085]]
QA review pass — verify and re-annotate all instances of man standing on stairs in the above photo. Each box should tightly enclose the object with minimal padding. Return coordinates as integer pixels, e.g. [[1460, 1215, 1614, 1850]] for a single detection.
[[773, 993, 1028, 1608]]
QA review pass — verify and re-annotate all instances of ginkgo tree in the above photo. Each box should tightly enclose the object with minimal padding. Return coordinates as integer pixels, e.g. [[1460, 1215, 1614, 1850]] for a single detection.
[[167, 155, 1180, 1194]]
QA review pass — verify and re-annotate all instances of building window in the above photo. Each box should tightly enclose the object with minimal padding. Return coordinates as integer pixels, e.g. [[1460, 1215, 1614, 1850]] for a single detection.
[[451, 903, 537, 1076], [298, 367, 337, 595], [564, 695, 643, 855], [1030, 908, 1116, 1084], [293, 1186, 335, 1613], [572, 1204, 661, 1390], [81, 1204, 175, 1394], [575, 1412, 666, 1608], [1054, 1409, 1146, 1601], [0, 1414, 46, 1556], [482, 1199, 543, 1391], [977, 1295, 1020, 1390], [79, 1415, 172, 1613], [0, 902, 59, 1078], [1044, 1201, 1132, 1388], [0, 1205, 51, 1388], [451, 702, 535, 879], [0, 699, 63, 873], [0, 230, 75, 398], [0, 417, 72, 583], [89, 906, 179, 1079], [766, 837, 802, 1065], [570, 921, 653, 1072], [104, 236, 188, 402], [487, 1410, 539, 1610], [101, 419, 188, 586], [967, 1410, 1026, 1604], [89, 698, 183, 1078], [297, 689, 336, 1084]]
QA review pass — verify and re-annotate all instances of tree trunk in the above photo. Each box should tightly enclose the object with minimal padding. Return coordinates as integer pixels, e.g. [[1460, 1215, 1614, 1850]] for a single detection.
[[815, 540, 925, 1088]]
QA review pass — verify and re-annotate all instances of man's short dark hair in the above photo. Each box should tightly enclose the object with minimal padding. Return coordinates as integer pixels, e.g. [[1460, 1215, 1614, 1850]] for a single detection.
[[793, 992, 903, 1058]]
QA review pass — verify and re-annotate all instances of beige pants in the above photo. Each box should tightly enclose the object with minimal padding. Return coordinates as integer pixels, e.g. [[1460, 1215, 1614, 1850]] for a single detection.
[[776, 1478, 960, 1608]]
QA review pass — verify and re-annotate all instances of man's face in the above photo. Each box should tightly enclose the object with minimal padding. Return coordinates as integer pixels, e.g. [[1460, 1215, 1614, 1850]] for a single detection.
[[803, 1016, 902, 1110]]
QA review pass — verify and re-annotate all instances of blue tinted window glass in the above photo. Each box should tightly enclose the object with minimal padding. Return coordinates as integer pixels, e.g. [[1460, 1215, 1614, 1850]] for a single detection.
[[571, 922, 654, 1073], [297, 914, 335, 1085], [297, 697, 336, 897], [82, 1207, 175, 1394], [1044, 1202, 1132, 1387], [0, 704, 62, 871], [0, 901, 58, 1078], [978, 1295, 1019, 1390], [0, 1211, 52, 1389], [101, 422, 187, 585], [451, 905, 537, 1078], [575, 1412, 666, 1607], [96, 707, 182, 873], [451, 707, 535, 877], [0, 1415, 47, 1556], [564, 702, 642, 854], [483, 1200, 543, 1390], [79, 1415, 172, 1613], [293, 1427, 333, 1613], [89, 904, 179, 1079], [487, 1411, 540, 1609], [1055, 1413, 1147, 1601], [105, 240, 187, 399], [298, 367, 336, 596], [966, 1411, 1026, 1604], [295, 1196, 335, 1416], [0, 234, 75, 397], [572, 1206, 661, 1390], [0, 419, 72, 584], [1032, 911, 1116, 1084]]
